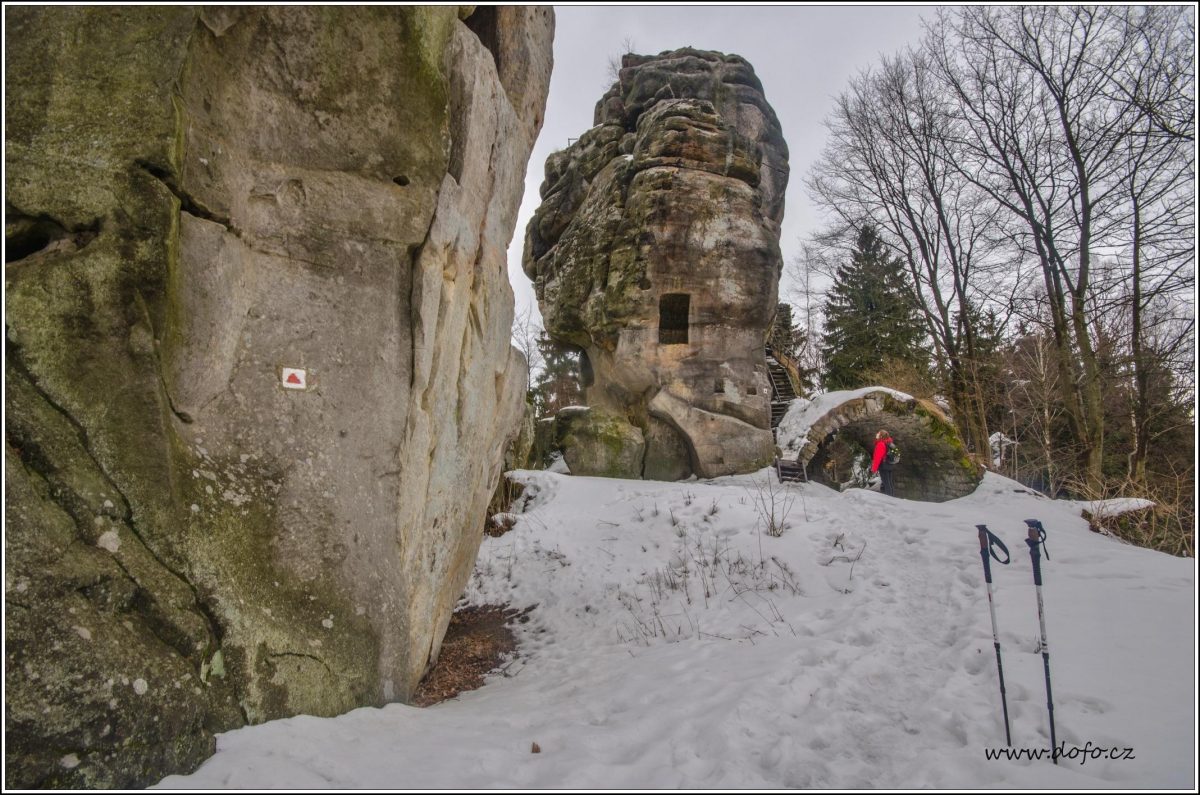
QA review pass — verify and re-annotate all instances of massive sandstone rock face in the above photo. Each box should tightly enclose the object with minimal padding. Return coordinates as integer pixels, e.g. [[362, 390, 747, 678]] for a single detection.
[[4, 6, 552, 787], [523, 49, 789, 479]]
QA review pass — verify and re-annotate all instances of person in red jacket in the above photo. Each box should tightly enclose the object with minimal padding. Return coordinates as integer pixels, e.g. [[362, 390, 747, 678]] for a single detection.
[[871, 429, 896, 496]]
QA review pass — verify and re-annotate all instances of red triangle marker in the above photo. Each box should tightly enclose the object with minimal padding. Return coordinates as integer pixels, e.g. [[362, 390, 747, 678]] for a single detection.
[[286, 373, 302, 385]]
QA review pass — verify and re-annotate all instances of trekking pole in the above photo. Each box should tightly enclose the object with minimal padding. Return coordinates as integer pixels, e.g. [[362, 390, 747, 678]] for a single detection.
[[1024, 519, 1057, 763], [976, 524, 1012, 746]]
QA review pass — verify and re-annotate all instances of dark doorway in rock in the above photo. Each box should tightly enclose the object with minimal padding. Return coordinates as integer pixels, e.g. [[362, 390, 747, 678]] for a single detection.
[[659, 293, 690, 344], [464, 6, 501, 74], [808, 431, 872, 491], [579, 348, 595, 388]]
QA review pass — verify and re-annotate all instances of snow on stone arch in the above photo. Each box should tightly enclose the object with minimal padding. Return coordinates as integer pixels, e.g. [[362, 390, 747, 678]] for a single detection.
[[776, 387, 983, 502]]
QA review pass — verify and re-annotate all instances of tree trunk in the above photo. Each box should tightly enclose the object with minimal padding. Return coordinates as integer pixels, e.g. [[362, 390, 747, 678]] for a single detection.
[[1129, 194, 1149, 485]]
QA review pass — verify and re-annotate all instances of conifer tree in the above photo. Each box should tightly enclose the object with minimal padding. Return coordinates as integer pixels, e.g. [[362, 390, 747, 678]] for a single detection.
[[531, 334, 583, 418], [769, 303, 798, 358], [820, 225, 927, 390]]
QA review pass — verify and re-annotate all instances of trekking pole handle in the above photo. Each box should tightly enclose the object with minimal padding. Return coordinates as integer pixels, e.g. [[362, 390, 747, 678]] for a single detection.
[[1024, 519, 1049, 561], [1025, 527, 1045, 587], [977, 525, 1010, 565]]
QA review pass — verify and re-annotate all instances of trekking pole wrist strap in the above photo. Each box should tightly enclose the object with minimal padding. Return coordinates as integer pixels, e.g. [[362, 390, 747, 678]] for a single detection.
[[977, 525, 1010, 564]]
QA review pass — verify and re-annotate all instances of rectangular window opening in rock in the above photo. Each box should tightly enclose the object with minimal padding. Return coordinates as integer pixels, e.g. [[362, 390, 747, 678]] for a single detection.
[[659, 293, 689, 345]]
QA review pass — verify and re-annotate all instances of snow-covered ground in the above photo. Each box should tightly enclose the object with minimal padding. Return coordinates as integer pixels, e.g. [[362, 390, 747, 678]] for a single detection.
[[157, 469, 1195, 789]]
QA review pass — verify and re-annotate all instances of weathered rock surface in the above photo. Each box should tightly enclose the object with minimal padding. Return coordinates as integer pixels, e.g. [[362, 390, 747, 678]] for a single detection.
[[558, 407, 646, 479], [523, 49, 789, 479], [4, 6, 552, 787]]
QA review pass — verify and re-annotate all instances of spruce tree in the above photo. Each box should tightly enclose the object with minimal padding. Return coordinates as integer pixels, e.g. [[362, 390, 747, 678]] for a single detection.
[[531, 334, 584, 418], [820, 225, 927, 390], [769, 303, 799, 358]]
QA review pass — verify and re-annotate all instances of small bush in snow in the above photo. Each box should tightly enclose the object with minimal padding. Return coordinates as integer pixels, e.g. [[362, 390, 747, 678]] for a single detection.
[[747, 475, 796, 537], [617, 526, 802, 646]]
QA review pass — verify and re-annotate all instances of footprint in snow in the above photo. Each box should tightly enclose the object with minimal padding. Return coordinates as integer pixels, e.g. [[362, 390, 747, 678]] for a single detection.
[[963, 649, 990, 676], [1065, 694, 1113, 715], [846, 628, 876, 648]]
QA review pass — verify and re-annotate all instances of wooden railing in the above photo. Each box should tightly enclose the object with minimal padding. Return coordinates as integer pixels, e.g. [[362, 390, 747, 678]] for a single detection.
[[765, 343, 807, 399]]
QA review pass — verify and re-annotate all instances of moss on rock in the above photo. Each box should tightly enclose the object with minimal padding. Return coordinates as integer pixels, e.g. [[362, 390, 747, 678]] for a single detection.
[[4, 5, 551, 788], [558, 408, 646, 479]]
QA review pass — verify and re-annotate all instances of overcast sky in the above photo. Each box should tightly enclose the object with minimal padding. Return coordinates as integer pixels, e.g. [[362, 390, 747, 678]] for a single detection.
[[507, 4, 932, 326]]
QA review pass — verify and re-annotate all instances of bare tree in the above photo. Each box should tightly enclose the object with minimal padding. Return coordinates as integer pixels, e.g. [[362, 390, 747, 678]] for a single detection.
[[927, 6, 1191, 489], [1104, 6, 1196, 144], [807, 5, 1194, 497], [606, 35, 638, 85], [807, 48, 1016, 457], [783, 242, 830, 387], [1109, 6, 1196, 483], [1001, 331, 1073, 496], [510, 305, 544, 395]]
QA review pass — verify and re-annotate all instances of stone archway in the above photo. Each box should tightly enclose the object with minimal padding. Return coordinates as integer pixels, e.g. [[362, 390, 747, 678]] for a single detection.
[[793, 391, 983, 502]]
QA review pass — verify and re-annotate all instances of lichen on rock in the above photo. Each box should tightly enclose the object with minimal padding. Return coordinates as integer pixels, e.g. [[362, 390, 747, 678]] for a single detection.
[[5, 5, 553, 788]]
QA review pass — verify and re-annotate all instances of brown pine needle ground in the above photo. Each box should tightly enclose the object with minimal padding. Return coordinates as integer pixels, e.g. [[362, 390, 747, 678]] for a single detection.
[[411, 604, 532, 707]]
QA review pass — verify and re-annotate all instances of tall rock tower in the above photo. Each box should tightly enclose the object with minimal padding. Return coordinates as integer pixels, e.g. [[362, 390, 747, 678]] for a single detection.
[[524, 48, 789, 479]]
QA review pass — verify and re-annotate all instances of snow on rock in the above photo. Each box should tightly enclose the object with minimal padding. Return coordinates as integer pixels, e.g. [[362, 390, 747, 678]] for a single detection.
[[990, 431, 1017, 468], [96, 530, 121, 553], [1076, 498, 1157, 518], [157, 470, 1194, 790], [776, 387, 915, 456], [546, 452, 571, 475]]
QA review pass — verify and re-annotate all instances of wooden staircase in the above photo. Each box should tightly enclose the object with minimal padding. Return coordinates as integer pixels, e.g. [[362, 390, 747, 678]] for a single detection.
[[766, 345, 806, 482], [774, 457, 807, 483], [765, 348, 797, 429]]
